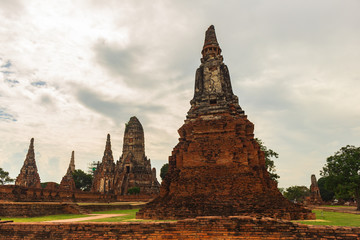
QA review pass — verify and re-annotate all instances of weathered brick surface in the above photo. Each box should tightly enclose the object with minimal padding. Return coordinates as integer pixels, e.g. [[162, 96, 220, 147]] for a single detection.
[[0, 202, 82, 217], [0, 216, 359, 239], [137, 25, 314, 220], [15, 138, 41, 188]]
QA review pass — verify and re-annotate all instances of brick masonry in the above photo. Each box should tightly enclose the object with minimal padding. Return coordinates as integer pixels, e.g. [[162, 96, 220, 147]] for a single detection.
[[0, 216, 359, 239], [0, 185, 155, 203], [0, 202, 83, 217]]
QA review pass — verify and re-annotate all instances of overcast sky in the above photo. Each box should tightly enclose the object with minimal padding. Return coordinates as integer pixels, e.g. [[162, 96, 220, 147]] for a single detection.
[[1, 0, 359, 189]]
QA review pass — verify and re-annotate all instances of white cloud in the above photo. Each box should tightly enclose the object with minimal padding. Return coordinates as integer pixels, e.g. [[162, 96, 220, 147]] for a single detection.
[[0, 0, 359, 189]]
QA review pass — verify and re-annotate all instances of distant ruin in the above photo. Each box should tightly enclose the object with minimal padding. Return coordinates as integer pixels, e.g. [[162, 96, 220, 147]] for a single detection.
[[92, 117, 160, 195], [59, 151, 76, 191], [137, 25, 315, 220], [15, 138, 41, 189], [114, 116, 160, 195], [307, 174, 323, 205], [4, 117, 159, 202]]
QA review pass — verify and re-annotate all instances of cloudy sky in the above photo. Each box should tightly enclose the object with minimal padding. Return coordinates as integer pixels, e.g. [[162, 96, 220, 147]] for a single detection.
[[1, 0, 359, 189]]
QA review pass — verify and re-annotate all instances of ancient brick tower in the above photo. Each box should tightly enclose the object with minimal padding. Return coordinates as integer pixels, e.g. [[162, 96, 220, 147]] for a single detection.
[[15, 138, 41, 188], [59, 151, 76, 191], [91, 134, 116, 193], [308, 174, 323, 205], [114, 116, 160, 195], [137, 25, 314, 220]]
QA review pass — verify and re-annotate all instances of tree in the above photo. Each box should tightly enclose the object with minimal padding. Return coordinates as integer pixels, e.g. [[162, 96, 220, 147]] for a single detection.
[[0, 168, 14, 185], [72, 169, 93, 191], [317, 177, 335, 202], [128, 187, 140, 195], [160, 163, 169, 181], [88, 161, 99, 177], [283, 185, 310, 203], [321, 145, 360, 210], [255, 138, 280, 182]]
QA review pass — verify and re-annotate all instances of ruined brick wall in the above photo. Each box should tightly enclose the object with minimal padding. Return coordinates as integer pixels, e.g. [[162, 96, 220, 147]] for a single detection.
[[0, 203, 81, 217], [0, 185, 155, 203], [0, 216, 359, 239], [80, 203, 145, 212]]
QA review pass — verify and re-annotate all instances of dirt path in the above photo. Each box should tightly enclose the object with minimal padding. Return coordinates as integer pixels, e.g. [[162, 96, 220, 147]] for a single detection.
[[314, 206, 360, 215], [45, 214, 126, 223]]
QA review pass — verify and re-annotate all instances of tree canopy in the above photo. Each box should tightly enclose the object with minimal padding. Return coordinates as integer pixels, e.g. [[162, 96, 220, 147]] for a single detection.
[[0, 167, 14, 185], [255, 138, 280, 182], [317, 177, 335, 202], [283, 185, 310, 203], [160, 163, 169, 181], [321, 145, 360, 210], [72, 169, 93, 191]]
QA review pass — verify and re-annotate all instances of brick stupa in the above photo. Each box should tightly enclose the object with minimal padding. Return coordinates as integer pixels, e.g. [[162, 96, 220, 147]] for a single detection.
[[308, 174, 323, 205], [91, 134, 116, 193], [114, 116, 160, 195], [59, 151, 76, 191], [137, 25, 315, 220], [15, 138, 41, 188]]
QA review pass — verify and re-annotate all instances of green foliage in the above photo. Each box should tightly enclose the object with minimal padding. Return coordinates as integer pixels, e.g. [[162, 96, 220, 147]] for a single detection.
[[88, 161, 99, 176], [255, 138, 280, 182], [295, 209, 360, 227], [127, 187, 140, 195], [321, 145, 360, 210], [160, 163, 169, 180], [317, 177, 335, 202], [0, 167, 14, 185], [72, 169, 93, 191], [283, 185, 310, 202]]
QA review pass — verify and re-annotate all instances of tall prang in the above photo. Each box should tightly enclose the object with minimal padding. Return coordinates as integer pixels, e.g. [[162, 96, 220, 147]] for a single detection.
[[137, 25, 315, 220], [91, 134, 116, 193], [15, 138, 41, 188], [59, 151, 76, 191], [114, 116, 160, 195]]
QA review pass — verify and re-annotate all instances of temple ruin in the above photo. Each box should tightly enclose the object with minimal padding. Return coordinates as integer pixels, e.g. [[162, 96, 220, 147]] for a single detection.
[[59, 151, 76, 191], [91, 118, 160, 195], [308, 174, 323, 205], [114, 116, 160, 195], [91, 134, 116, 193], [15, 138, 41, 188], [137, 25, 315, 220]]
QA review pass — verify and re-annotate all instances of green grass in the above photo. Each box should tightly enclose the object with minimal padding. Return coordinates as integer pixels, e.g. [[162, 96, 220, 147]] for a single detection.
[[294, 210, 360, 227], [0, 214, 87, 222]]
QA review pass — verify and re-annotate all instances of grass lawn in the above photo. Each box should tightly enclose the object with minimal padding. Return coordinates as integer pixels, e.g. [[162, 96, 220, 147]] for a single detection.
[[294, 210, 360, 227], [0, 214, 87, 222]]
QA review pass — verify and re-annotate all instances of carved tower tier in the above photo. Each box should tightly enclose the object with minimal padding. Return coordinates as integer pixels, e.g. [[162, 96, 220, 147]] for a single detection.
[[137, 25, 314, 220]]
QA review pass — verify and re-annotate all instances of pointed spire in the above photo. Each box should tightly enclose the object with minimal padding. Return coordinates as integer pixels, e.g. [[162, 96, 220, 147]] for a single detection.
[[106, 133, 111, 150], [201, 25, 222, 58], [30, 138, 34, 149], [102, 133, 114, 163], [67, 151, 75, 174]]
